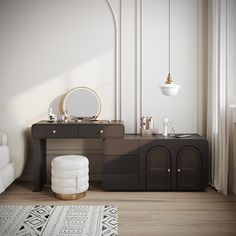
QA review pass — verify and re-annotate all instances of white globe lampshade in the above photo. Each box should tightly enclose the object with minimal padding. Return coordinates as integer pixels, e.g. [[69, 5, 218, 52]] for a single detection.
[[160, 83, 180, 96]]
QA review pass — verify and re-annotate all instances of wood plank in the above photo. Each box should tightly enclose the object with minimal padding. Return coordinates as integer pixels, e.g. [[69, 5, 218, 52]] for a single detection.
[[0, 182, 236, 236]]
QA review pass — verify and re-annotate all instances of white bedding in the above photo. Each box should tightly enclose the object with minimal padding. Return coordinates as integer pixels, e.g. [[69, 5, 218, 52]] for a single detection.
[[0, 163, 15, 193], [0, 146, 10, 170]]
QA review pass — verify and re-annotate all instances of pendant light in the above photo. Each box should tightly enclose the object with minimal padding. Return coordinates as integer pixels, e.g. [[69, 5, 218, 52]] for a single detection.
[[160, 0, 180, 96]]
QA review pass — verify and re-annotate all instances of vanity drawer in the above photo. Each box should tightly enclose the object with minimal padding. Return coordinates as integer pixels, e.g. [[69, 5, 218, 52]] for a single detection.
[[103, 139, 139, 155], [32, 124, 78, 138], [79, 124, 124, 138], [104, 155, 139, 174], [103, 174, 139, 190]]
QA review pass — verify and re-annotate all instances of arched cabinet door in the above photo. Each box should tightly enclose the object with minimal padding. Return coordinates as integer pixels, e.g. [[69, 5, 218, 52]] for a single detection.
[[177, 146, 202, 190], [146, 146, 171, 190]]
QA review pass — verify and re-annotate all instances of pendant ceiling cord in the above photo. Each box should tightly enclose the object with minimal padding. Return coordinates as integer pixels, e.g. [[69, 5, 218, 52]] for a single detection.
[[160, 0, 180, 96], [168, 0, 171, 75]]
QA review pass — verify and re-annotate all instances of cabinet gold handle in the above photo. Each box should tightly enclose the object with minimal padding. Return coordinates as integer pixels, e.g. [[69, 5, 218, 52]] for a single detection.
[[99, 130, 104, 134], [52, 130, 57, 134], [167, 169, 171, 172], [177, 169, 181, 172]]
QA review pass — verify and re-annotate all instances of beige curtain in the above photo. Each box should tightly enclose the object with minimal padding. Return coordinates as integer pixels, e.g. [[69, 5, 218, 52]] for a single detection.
[[207, 0, 236, 194]]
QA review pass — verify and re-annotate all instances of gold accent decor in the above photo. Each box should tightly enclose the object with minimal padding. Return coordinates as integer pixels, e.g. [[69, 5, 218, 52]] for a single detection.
[[165, 73, 173, 84], [55, 192, 86, 200]]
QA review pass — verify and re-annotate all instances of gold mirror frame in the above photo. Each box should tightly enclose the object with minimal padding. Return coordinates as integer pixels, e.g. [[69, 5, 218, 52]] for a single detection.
[[62, 87, 101, 120]]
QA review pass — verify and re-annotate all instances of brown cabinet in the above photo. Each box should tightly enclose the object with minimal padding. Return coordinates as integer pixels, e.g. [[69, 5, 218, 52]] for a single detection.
[[79, 124, 124, 138], [32, 121, 124, 139], [32, 124, 78, 138], [146, 146, 171, 190], [31, 120, 208, 192], [103, 134, 208, 191], [176, 146, 202, 190], [144, 144, 205, 191], [103, 138, 140, 190], [141, 136, 208, 191]]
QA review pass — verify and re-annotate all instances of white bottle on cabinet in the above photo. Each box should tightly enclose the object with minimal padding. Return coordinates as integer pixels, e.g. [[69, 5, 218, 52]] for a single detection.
[[163, 118, 169, 137]]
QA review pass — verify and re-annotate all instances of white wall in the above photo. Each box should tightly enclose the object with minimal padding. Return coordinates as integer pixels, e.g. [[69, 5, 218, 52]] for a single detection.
[[142, 0, 199, 133], [0, 0, 206, 181], [0, 0, 115, 124]]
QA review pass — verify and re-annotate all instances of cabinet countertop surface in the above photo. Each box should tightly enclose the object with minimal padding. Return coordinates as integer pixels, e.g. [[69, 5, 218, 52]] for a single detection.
[[119, 134, 207, 140]]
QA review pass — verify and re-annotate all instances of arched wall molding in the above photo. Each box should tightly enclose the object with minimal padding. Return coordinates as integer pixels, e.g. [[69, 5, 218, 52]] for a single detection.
[[106, 0, 142, 133], [106, 0, 122, 121], [107, 0, 142, 133]]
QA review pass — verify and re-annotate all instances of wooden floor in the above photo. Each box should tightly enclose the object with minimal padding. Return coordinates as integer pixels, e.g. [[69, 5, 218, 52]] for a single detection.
[[1, 182, 236, 236]]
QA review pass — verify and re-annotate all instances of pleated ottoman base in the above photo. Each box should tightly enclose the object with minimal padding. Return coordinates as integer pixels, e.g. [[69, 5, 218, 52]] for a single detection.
[[55, 191, 86, 200]]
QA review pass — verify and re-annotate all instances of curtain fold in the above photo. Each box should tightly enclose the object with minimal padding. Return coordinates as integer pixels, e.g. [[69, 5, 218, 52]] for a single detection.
[[207, 0, 235, 194]]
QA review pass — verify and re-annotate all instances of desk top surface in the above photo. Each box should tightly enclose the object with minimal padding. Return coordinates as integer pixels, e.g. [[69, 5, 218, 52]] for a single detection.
[[33, 120, 124, 126]]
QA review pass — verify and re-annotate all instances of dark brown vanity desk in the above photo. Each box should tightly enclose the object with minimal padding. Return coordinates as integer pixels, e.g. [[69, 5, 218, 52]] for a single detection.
[[31, 120, 208, 192], [31, 120, 124, 191]]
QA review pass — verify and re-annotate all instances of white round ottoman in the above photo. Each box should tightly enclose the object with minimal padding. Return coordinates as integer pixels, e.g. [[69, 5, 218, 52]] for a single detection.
[[51, 155, 89, 200]]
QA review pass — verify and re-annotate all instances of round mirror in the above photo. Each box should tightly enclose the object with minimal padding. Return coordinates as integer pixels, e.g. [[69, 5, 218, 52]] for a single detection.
[[63, 87, 101, 120]]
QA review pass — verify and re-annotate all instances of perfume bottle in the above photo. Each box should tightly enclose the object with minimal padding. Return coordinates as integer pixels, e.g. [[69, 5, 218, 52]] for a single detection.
[[49, 107, 57, 121], [163, 118, 169, 137]]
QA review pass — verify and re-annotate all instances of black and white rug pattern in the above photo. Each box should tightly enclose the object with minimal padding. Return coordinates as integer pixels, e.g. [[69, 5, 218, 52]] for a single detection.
[[0, 205, 118, 236]]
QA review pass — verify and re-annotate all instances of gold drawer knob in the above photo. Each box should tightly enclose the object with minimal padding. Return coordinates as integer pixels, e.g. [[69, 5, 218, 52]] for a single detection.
[[99, 130, 104, 134], [52, 130, 57, 134]]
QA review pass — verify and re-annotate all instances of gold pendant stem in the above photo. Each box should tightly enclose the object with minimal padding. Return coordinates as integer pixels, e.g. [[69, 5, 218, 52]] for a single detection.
[[165, 73, 173, 84]]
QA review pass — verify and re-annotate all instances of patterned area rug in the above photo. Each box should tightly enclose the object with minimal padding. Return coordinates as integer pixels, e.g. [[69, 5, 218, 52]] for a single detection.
[[0, 205, 118, 236]]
